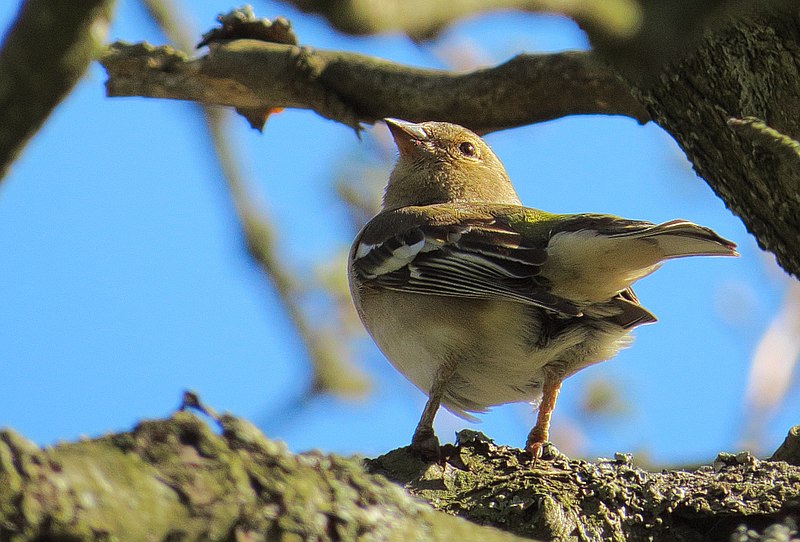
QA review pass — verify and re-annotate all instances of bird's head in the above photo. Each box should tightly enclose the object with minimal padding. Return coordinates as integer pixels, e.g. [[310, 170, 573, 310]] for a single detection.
[[381, 119, 521, 210]]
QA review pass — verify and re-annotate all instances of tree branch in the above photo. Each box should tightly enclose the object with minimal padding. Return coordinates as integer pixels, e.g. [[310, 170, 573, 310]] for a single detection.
[[0, 0, 116, 181], [2, 411, 799, 540], [99, 39, 650, 134], [0, 413, 525, 541], [370, 429, 800, 541], [139, 0, 369, 398], [279, 0, 643, 41]]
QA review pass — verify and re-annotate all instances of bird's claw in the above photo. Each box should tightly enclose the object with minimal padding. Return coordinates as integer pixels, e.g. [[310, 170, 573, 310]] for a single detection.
[[527, 440, 544, 466], [526, 439, 560, 466]]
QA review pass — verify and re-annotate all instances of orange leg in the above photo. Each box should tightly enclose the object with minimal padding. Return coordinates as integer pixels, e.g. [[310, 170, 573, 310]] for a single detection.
[[526, 379, 563, 462], [410, 358, 458, 460]]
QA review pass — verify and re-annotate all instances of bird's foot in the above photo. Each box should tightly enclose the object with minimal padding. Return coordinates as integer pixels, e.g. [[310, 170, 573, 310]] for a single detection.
[[526, 439, 559, 466], [410, 428, 441, 462]]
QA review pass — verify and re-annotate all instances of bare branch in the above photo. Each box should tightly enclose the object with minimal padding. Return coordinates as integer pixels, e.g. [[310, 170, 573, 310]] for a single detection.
[[0, 0, 116, 181], [99, 39, 649, 134], [634, 12, 800, 279], [203, 108, 370, 398]]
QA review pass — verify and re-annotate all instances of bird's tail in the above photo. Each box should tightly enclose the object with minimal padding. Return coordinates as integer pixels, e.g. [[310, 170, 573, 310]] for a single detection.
[[614, 219, 739, 259], [543, 218, 737, 304]]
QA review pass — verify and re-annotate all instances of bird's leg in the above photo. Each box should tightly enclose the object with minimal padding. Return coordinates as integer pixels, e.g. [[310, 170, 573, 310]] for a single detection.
[[526, 378, 562, 463], [410, 357, 458, 460]]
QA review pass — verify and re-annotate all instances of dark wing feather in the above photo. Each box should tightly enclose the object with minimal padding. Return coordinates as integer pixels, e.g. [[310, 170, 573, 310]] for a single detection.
[[353, 217, 581, 316], [608, 288, 658, 328]]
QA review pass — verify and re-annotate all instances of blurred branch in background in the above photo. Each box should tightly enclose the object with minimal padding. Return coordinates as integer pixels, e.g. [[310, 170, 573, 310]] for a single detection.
[[0, 0, 116, 181], [277, 0, 643, 41], [276, 0, 796, 77], [742, 279, 800, 454], [141, 0, 369, 399]]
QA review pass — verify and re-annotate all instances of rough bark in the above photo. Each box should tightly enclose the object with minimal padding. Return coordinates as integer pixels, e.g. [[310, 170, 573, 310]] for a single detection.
[[371, 431, 800, 541], [0, 0, 116, 181], [0, 413, 524, 542], [2, 414, 799, 541]]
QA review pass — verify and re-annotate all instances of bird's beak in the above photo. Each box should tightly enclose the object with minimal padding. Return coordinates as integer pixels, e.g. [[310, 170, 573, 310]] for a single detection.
[[384, 118, 428, 156]]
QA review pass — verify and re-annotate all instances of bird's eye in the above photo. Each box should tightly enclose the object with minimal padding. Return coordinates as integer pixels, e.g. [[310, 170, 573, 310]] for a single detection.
[[458, 141, 477, 158]]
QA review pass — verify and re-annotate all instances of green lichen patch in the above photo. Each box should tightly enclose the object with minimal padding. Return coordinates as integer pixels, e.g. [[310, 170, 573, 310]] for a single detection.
[[369, 430, 800, 541], [0, 413, 525, 541]]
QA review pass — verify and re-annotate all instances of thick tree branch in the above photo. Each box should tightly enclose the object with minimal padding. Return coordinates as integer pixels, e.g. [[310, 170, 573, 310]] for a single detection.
[[2, 412, 799, 541], [370, 430, 800, 541], [0, 0, 116, 181], [0, 413, 525, 541], [99, 40, 650, 133]]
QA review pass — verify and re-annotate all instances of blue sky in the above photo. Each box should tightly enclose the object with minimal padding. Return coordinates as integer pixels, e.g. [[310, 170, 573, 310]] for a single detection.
[[0, 0, 794, 464]]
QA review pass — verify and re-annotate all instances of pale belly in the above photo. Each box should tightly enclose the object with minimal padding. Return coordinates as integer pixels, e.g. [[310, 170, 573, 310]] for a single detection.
[[357, 290, 632, 419]]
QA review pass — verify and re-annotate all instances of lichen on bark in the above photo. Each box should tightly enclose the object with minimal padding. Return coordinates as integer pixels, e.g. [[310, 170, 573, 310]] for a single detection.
[[370, 430, 800, 541], [0, 413, 525, 541], [2, 414, 800, 541]]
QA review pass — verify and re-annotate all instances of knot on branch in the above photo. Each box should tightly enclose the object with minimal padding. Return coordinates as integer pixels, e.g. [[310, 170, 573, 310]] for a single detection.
[[101, 41, 187, 75], [198, 7, 298, 49]]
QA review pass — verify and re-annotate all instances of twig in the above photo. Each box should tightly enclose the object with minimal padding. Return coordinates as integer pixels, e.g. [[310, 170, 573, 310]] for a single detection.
[[140, 0, 368, 398], [728, 116, 800, 161]]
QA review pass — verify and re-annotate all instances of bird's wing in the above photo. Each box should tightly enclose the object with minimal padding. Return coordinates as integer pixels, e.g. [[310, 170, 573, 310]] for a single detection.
[[350, 205, 582, 316]]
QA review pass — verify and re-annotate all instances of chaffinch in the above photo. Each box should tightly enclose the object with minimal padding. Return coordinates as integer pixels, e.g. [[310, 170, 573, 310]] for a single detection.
[[348, 118, 737, 461]]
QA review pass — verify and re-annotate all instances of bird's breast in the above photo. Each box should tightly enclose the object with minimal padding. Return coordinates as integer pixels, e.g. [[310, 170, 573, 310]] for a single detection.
[[353, 288, 585, 415]]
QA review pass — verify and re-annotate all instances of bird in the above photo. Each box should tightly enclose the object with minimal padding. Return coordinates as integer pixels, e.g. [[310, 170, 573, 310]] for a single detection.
[[348, 118, 738, 461]]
